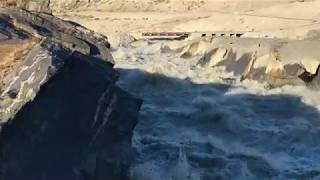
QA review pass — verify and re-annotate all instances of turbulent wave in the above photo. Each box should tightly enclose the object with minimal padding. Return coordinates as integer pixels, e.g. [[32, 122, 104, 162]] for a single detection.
[[113, 40, 320, 180]]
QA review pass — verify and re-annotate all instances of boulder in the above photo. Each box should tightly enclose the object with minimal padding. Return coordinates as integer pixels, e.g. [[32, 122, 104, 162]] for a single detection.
[[0, 7, 141, 180]]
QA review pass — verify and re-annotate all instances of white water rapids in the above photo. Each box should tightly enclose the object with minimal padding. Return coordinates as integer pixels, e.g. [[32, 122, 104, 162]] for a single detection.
[[112, 40, 320, 180]]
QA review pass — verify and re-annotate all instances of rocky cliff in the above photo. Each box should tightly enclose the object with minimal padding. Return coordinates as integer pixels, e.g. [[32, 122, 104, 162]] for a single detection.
[[0, 7, 141, 180]]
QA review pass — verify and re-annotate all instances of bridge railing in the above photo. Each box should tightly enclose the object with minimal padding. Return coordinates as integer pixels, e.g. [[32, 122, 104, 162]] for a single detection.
[[141, 31, 245, 38]]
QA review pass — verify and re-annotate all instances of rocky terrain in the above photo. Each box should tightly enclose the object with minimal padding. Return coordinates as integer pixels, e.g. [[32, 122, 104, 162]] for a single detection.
[[52, 1, 320, 179], [162, 37, 320, 88], [1, 0, 320, 179], [0, 3, 141, 180], [57, 0, 320, 89]]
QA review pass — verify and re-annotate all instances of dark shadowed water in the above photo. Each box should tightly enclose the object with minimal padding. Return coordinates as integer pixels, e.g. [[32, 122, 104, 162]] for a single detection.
[[113, 41, 320, 180]]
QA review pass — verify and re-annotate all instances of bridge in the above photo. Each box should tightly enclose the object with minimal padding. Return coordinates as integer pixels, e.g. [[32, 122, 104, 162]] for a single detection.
[[141, 31, 246, 40]]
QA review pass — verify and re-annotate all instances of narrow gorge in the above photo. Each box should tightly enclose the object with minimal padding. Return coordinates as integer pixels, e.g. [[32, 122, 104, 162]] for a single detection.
[[2, 0, 320, 180]]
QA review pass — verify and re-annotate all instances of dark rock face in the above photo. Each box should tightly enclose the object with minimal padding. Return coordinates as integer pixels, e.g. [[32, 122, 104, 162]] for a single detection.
[[0, 8, 141, 180], [0, 54, 141, 180]]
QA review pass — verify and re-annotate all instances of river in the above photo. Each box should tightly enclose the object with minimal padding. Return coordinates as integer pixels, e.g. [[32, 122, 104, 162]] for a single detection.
[[113, 40, 320, 180]]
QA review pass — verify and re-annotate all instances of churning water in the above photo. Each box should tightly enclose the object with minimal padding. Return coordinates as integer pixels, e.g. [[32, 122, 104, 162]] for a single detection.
[[113, 40, 320, 180]]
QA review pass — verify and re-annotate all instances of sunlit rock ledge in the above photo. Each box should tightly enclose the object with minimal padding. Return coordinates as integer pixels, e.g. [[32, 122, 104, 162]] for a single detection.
[[162, 37, 320, 88], [0, 7, 141, 179]]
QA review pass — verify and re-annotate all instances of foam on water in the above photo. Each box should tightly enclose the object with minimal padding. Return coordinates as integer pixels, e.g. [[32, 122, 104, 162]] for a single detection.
[[113, 40, 320, 179]]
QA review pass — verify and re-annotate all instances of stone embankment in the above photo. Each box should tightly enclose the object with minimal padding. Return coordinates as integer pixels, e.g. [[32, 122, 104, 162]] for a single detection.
[[163, 37, 320, 88]]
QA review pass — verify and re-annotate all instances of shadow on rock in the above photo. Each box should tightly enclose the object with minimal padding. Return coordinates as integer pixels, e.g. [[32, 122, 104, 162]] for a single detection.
[[0, 57, 142, 180]]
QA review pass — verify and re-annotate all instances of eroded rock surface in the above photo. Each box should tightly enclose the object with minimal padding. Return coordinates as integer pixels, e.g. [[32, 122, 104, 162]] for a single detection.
[[0, 0, 92, 12], [50, 0, 91, 11], [0, 0, 51, 13], [164, 37, 320, 88], [0, 7, 141, 180]]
